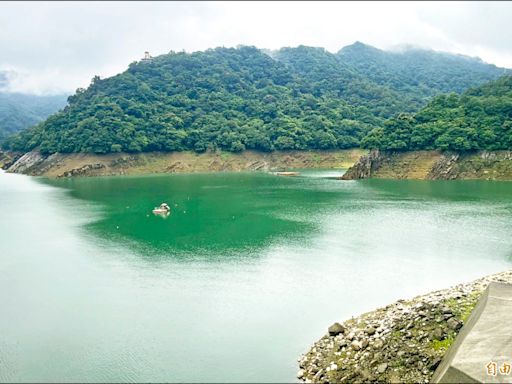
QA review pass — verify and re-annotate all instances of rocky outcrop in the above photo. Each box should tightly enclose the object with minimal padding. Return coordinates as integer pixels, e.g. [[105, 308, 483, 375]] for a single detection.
[[342, 150, 512, 180], [340, 150, 381, 180], [426, 153, 460, 180], [298, 270, 512, 383], [61, 163, 106, 177], [7, 150, 47, 174], [0, 150, 22, 170]]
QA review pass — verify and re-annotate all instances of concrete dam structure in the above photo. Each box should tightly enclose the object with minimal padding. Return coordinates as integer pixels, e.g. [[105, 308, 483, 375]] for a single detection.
[[432, 282, 512, 383]]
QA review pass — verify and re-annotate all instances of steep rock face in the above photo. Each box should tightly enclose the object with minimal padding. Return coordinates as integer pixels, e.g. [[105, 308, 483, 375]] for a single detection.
[[341, 150, 512, 180], [431, 151, 512, 180], [0, 150, 21, 169], [7, 150, 46, 174], [427, 153, 460, 180], [340, 150, 381, 179]]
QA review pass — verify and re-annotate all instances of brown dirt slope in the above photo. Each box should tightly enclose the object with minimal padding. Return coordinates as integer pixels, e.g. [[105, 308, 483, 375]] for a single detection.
[[6, 149, 366, 178]]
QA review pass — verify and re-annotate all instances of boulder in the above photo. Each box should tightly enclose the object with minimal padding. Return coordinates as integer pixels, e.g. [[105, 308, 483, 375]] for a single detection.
[[373, 339, 384, 349], [446, 318, 462, 331], [328, 322, 345, 336], [351, 340, 362, 351]]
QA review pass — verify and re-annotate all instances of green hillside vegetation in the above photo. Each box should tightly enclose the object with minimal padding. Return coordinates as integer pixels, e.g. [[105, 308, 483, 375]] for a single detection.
[[275, 42, 506, 118], [338, 42, 506, 96], [2, 44, 507, 155], [0, 93, 67, 141], [361, 75, 512, 151], [4, 47, 373, 154]]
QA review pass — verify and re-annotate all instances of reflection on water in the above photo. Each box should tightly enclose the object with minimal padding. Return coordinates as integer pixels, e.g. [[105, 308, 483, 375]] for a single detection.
[[152, 210, 171, 219], [41, 172, 324, 256], [1, 170, 512, 382]]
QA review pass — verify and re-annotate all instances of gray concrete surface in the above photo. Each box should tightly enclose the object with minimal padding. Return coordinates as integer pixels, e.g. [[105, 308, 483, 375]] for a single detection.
[[432, 282, 512, 383]]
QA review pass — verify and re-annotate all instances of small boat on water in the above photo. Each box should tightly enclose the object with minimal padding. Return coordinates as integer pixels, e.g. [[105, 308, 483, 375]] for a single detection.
[[276, 171, 300, 177], [152, 203, 171, 216]]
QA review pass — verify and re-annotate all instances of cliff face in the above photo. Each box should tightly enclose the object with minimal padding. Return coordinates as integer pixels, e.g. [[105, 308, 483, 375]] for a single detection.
[[340, 150, 382, 179], [0, 150, 22, 170], [341, 150, 512, 180], [4, 149, 365, 178]]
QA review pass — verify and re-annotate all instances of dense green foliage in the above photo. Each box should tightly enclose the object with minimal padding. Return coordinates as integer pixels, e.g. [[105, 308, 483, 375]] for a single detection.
[[3, 43, 507, 154], [3, 47, 373, 154], [0, 93, 67, 141], [275, 42, 506, 118], [338, 42, 506, 95], [361, 75, 512, 151]]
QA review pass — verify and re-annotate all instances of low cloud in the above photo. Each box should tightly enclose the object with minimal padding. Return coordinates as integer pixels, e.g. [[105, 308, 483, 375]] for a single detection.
[[0, 1, 511, 95]]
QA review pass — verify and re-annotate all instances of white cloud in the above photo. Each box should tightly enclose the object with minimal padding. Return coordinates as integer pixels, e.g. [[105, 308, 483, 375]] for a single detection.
[[0, 1, 510, 94]]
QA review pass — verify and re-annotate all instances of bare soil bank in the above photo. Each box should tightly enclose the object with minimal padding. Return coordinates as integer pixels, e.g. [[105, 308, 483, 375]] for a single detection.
[[4, 149, 366, 178], [342, 150, 512, 180]]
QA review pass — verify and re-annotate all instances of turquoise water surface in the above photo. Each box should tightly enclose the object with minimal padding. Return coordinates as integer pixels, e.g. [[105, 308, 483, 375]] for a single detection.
[[1, 169, 511, 382]]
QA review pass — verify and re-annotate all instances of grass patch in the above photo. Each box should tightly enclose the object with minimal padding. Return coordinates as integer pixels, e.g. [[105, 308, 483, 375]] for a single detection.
[[391, 330, 402, 339], [444, 291, 481, 322], [431, 334, 455, 351], [220, 152, 233, 161]]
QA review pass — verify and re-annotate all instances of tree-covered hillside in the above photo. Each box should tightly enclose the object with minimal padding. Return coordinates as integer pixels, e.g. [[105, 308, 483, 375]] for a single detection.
[[338, 42, 506, 95], [361, 75, 512, 151], [3, 44, 508, 154], [273, 46, 406, 119], [0, 93, 67, 141], [2, 47, 377, 154], [274, 42, 507, 118]]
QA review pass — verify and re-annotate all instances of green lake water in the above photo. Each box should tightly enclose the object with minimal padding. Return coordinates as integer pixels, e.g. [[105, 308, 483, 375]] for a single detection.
[[1, 169, 512, 382]]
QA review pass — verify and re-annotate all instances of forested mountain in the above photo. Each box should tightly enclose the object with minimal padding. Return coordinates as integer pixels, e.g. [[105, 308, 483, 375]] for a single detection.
[[361, 75, 512, 151], [274, 42, 507, 118], [0, 93, 68, 141], [338, 42, 506, 95], [3, 43, 508, 154], [273, 46, 405, 119]]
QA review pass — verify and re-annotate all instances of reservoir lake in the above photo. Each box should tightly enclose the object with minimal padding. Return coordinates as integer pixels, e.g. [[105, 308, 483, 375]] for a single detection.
[[1, 169, 511, 382]]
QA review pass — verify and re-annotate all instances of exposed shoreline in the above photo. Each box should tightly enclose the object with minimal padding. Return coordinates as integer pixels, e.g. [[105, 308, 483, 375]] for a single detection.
[[342, 150, 512, 181], [5, 149, 512, 181], [297, 269, 512, 383], [2, 149, 365, 178]]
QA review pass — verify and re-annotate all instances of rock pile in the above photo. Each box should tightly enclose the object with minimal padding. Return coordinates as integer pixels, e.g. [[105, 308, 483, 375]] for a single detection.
[[298, 270, 512, 383], [61, 163, 105, 177]]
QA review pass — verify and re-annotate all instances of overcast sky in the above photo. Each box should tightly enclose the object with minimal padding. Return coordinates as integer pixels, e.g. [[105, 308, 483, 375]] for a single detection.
[[1, 1, 511, 95]]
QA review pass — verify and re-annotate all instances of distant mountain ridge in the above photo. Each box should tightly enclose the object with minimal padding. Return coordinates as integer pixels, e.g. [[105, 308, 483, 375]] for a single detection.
[[0, 92, 68, 141], [337, 42, 506, 94], [3, 42, 508, 155], [274, 42, 507, 117]]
